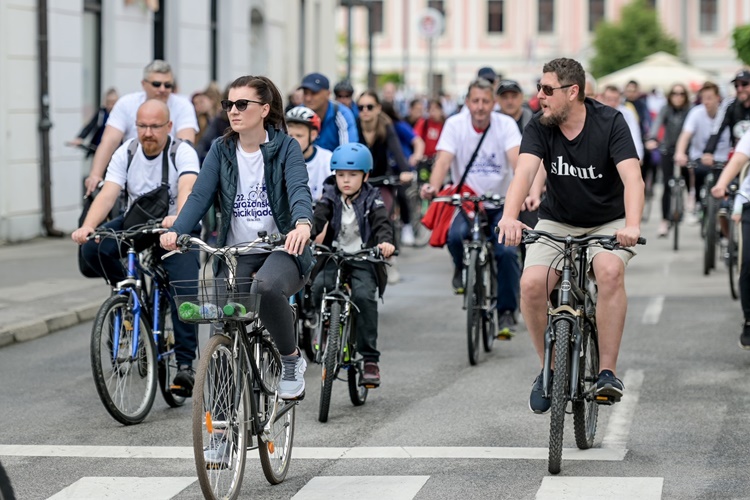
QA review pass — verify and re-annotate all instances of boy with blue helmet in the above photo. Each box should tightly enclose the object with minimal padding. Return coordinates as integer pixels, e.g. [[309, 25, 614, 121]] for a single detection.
[[311, 143, 395, 387]]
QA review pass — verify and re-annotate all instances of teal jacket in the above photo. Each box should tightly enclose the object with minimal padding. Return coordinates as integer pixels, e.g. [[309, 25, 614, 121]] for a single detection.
[[171, 125, 315, 276]]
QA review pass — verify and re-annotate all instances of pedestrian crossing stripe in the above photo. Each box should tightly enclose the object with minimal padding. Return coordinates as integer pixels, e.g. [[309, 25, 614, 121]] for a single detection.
[[47, 477, 196, 500]]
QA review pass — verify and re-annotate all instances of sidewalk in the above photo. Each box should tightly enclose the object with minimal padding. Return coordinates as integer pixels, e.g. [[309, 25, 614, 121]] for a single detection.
[[0, 237, 110, 347]]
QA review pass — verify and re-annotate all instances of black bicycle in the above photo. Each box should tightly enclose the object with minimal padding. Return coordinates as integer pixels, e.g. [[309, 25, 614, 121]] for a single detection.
[[720, 184, 747, 300], [700, 162, 726, 275], [433, 193, 503, 365], [667, 162, 687, 251], [312, 244, 389, 423], [167, 232, 298, 499], [521, 229, 645, 475]]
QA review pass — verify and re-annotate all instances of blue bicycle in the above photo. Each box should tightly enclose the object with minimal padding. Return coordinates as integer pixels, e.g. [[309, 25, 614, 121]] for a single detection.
[[89, 221, 186, 425]]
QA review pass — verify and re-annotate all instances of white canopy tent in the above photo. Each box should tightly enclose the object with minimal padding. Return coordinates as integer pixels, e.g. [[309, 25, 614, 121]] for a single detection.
[[596, 52, 718, 92]]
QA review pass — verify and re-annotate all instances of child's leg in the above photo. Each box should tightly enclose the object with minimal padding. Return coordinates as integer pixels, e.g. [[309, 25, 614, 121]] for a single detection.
[[311, 260, 338, 310], [349, 261, 380, 362]]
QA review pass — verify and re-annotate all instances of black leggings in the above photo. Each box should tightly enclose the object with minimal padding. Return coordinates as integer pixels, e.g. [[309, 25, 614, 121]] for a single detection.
[[741, 205, 750, 321]]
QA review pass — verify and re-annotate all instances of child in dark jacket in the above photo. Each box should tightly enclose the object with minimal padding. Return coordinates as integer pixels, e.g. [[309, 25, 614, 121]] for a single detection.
[[311, 143, 395, 387]]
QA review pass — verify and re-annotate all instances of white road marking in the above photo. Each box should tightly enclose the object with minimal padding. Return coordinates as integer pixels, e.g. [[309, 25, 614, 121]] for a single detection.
[[642, 295, 664, 324], [536, 476, 663, 500], [602, 369, 645, 450], [0, 444, 626, 461], [292, 476, 429, 500], [46, 477, 196, 500]]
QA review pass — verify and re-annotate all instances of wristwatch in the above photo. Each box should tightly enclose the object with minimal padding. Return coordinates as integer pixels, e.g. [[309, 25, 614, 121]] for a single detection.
[[295, 218, 312, 228]]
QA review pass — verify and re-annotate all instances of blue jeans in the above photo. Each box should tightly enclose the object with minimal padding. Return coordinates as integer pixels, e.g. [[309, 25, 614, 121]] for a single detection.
[[80, 216, 200, 366], [447, 207, 520, 314]]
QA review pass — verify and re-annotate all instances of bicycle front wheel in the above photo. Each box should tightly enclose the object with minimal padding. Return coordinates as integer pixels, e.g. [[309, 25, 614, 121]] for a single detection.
[[256, 336, 295, 485], [482, 257, 497, 353], [466, 248, 482, 365], [193, 334, 249, 500], [704, 196, 718, 275], [90, 294, 158, 425], [157, 298, 186, 408], [319, 302, 341, 423], [728, 217, 739, 300], [548, 319, 571, 475], [572, 319, 599, 449]]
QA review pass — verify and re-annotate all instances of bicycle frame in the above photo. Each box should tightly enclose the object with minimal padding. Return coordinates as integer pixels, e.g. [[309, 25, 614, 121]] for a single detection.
[[459, 197, 495, 310]]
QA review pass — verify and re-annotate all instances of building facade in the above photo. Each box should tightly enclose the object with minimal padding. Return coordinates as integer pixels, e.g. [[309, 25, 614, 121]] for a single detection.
[[0, 0, 337, 242]]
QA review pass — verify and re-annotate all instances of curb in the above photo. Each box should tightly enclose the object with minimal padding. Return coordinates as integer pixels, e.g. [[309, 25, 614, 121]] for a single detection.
[[0, 301, 101, 348]]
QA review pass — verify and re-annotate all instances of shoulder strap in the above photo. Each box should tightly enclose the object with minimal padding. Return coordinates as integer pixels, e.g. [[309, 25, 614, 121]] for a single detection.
[[125, 139, 139, 171], [455, 122, 491, 192], [169, 137, 184, 170], [160, 136, 172, 186]]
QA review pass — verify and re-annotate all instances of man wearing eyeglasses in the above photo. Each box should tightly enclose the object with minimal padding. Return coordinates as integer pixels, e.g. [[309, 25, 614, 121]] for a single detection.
[[73, 99, 201, 397], [84, 60, 199, 196], [702, 70, 750, 166], [497, 58, 643, 414], [300, 72, 358, 152]]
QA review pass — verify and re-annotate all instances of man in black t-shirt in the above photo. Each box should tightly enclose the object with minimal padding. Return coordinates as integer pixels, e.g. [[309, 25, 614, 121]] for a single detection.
[[496, 58, 644, 414]]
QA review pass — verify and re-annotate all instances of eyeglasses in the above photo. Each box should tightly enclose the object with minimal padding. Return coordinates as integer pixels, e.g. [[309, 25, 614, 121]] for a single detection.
[[537, 83, 574, 96], [221, 99, 265, 112], [735, 81, 750, 89], [136, 121, 169, 131], [336, 93, 353, 99], [358, 104, 376, 111], [144, 80, 174, 89]]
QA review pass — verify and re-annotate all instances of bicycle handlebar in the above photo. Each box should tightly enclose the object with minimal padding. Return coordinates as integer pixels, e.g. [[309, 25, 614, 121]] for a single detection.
[[161, 231, 287, 261], [431, 192, 505, 205], [726, 183, 750, 202], [87, 220, 167, 241], [312, 243, 394, 263], [520, 228, 646, 250]]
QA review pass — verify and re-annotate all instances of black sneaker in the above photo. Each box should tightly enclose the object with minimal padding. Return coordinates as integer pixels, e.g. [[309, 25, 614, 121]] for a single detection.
[[529, 370, 552, 414], [595, 370, 624, 402], [740, 323, 750, 350], [171, 364, 195, 397], [360, 361, 380, 387], [452, 267, 464, 294]]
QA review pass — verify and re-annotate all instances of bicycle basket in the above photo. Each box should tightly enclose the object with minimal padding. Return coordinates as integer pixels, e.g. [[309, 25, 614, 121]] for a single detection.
[[172, 277, 261, 324]]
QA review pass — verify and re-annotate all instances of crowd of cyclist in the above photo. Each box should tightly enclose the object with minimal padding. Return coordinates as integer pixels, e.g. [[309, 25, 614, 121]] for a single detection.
[[69, 56, 750, 427]]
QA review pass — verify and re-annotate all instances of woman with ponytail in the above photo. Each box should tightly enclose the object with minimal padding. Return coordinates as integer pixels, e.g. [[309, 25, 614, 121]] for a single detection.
[[161, 75, 313, 403]]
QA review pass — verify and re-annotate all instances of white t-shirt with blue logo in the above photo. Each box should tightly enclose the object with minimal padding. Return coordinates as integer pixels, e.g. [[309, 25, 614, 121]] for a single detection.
[[306, 146, 333, 201], [228, 135, 279, 249]]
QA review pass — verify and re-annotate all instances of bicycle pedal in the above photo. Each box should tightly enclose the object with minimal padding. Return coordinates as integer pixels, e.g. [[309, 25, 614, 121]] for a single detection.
[[594, 395, 617, 405]]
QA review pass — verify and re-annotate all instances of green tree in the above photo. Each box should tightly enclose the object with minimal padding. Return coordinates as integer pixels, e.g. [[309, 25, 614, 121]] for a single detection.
[[732, 25, 750, 66], [589, 0, 679, 78]]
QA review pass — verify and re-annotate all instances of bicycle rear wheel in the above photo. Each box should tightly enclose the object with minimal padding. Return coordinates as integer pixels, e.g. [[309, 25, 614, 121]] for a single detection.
[[704, 196, 719, 275], [548, 319, 571, 475], [90, 294, 158, 425], [466, 249, 482, 365], [572, 319, 599, 449], [407, 183, 431, 247], [728, 217, 739, 300], [670, 182, 683, 252], [256, 336, 295, 485], [318, 302, 341, 423], [482, 258, 497, 353], [346, 317, 368, 406], [193, 334, 249, 500], [157, 298, 186, 408]]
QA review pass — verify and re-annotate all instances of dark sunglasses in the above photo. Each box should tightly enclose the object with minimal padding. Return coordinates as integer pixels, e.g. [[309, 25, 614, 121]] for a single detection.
[[336, 93, 353, 99], [735, 81, 750, 88], [144, 79, 174, 89], [537, 83, 574, 96], [358, 103, 377, 111], [221, 99, 265, 112]]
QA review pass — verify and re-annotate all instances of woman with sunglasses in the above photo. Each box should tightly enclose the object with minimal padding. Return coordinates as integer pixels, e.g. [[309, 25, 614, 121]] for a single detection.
[[160, 75, 314, 402], [645, 83, 692, 237]]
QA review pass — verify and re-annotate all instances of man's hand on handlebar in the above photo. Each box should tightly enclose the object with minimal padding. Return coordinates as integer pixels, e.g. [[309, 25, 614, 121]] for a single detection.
[[614, 225, 641, 248], [496, 217, 529, 247], [285, 225, 311, 256], [72, 225, 96, 245], [420, 183, 436, 200], [84, 175, 103, 196], [160, 231, 179, 251], [377, 242, 395, 258]]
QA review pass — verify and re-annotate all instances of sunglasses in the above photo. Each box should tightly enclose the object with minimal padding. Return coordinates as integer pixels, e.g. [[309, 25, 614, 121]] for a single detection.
[[136, 121, 169, 132], [336, 93, 353, 99], [358, 103, 377, 111], [537, 83, 574, 96], [735, 81, 750, 88], [221, 99, 265, 112], [144, 79, 174, 89]]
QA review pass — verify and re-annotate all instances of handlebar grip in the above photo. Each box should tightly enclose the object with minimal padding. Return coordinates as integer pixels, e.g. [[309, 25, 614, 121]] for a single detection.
[[637, 237, 647, 245], [176, 234, 191, 247]]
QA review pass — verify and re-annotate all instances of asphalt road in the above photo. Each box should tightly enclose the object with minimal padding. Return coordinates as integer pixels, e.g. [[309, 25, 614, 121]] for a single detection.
[[1, 217, 749, 500]]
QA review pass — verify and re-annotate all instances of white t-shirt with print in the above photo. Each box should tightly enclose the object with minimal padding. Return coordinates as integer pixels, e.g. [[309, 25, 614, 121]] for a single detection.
[[106, 91, 199, 141], [436, 110, 522, 202], [682, 103, 731, 162], [228, 136, 279, 249], [336, 195, 364, 253], [306, 146, 333, 201], [104, 139, 200, 215]]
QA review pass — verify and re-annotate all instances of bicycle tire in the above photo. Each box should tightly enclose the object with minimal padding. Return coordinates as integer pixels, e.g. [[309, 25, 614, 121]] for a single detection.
[[548, 319, 571, 475], [572, 319, 599, 450], [729, 217, 739, 300], [193, 334, 249, 500], [407, 184, 431, 247], [90, 294, 158, 425], [257, 336, 295, 485], [318, 301, 341, 423], [466, 248, 482, 365], [157, 298, 186, 408], [704, 196, 718, 275], [0, 460, 16, 500], [670, 182, 683, 252], [346, 317, 368, 406], [482, 257, 497, 353]]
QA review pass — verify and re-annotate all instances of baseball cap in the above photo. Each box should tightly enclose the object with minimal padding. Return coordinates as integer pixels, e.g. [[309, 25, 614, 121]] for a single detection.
[[496, 80, 523, 95], [732, 70, 750, 83], [300, 73, 330, 93], [477, 67, 498, 82]]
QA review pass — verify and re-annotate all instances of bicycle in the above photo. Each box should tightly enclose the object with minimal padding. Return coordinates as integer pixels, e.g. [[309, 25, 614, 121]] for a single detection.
[[312, 244, 389, 423], [88, 221, 186, 426], [667, 162, 687, 251], [433, 192, 503, 365], [722, 184, 747, 300], [699, 162, 726, 275], [167, 232, 298, 500], [520, 229, 645, 475]]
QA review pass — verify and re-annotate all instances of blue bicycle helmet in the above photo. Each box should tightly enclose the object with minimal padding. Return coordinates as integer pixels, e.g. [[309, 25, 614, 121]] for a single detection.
[[330, 143, 373, 173]]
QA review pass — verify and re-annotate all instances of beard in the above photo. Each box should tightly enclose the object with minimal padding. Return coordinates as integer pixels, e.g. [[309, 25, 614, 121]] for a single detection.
[[540, 103, 569, 127]]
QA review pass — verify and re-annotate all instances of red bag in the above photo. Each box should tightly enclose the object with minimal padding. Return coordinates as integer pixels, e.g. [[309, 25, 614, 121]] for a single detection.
[[421, 185, 479, 248]]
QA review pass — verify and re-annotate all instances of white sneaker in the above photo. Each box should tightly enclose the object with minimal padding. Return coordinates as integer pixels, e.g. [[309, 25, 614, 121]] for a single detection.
[[278, 353, 306, 400], [387, 257, 400, 284], [401, 225, 416, 246]]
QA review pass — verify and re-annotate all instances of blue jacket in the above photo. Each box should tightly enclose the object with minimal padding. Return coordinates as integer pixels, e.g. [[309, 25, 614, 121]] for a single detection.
[[315, 100, 359, 152], [171, 126, 315, 276]]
